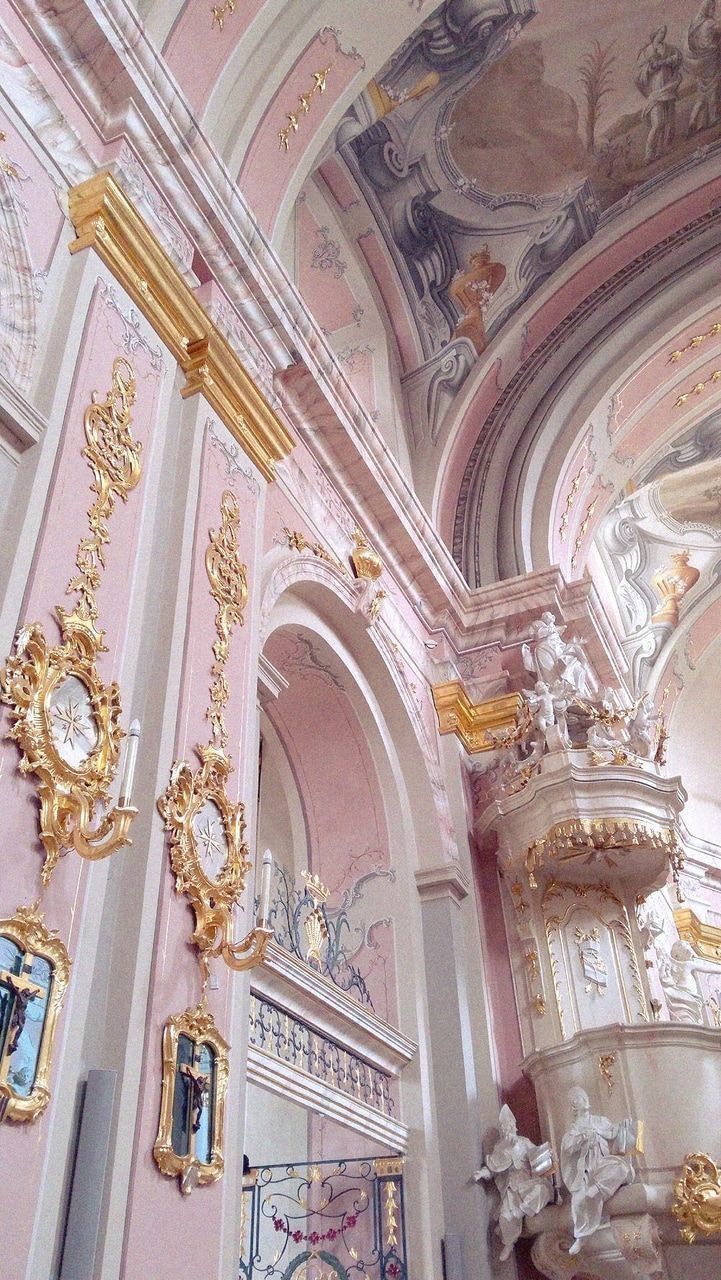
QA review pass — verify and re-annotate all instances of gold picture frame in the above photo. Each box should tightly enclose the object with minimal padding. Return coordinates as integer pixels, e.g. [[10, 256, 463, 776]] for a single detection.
[[0, 902, 71, 1122], [153, 1002, 229, 1193]]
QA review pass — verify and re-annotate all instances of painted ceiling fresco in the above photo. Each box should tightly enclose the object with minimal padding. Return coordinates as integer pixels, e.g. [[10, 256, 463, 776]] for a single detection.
[[450, 0, 721, 208], [309, 0, 721, 447]]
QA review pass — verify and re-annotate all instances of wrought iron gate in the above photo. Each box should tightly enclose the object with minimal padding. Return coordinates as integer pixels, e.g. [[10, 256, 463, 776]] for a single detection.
[[239, 1156, 408, 1280]]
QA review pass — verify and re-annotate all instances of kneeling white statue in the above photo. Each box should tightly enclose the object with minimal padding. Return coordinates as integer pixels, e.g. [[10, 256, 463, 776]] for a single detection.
[[560, 1086, 638, 1255], [474, 1104, 555, 1260]]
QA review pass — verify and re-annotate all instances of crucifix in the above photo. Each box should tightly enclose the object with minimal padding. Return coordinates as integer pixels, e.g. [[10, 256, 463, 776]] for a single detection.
[[0, 952, 44, 1093], [178, 1049, 210, 1149]]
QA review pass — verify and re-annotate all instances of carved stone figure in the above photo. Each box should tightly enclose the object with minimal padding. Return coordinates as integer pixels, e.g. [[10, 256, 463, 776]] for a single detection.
[[523, 679, 571, 755], [522, 612, 593, 699], [635, 892, 667, 956], [656, 938, 721, 1024], [474, 1104, 554, 1260], [686, 0, 721, 134], [635, 26, 683, 161], [627, 692, 658, 759], [560, 1086, 636, 1255]]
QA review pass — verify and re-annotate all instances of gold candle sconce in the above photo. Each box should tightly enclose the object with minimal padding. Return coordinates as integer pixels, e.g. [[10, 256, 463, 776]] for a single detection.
[[158, 490, 272, 980], [0, 358, 143, 882]]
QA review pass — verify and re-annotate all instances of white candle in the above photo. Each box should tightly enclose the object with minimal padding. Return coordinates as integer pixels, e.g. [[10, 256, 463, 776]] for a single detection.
[[258, 848, 273, 927], [119, 719, 141, 807]]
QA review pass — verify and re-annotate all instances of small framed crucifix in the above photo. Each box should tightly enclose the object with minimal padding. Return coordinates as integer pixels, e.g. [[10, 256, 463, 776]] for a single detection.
[[153, 1003, 229, 1192], [0, 903, 71, 1122]]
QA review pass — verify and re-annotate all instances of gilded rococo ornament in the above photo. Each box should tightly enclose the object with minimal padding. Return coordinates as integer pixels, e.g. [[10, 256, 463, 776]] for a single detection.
[[158, 490, 272, 977], [205, 489, 248, 750], [673, 1152, 721, 1243], [0, 902, 71, 1123], [153, 1000, 229, 1193], [0, 357, 142, 881]]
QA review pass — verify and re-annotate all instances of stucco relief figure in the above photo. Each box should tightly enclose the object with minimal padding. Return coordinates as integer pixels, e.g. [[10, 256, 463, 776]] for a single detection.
[[635, 27, 683, 161], [522, 612, 593, 699], [656, 937, 721, 1023], [585, 695, 627, 752], [575, 927, 608, 995], [561, 1086, 636, 1255], [627, 692, 658, 759], [636, 892, 667, 957], [686, 0, 721, 133], [474, 1104, 554, 1260]]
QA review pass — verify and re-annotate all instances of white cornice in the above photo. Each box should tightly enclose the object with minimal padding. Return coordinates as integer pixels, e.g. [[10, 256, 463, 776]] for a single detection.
[[247, 1046, 409, 1151]]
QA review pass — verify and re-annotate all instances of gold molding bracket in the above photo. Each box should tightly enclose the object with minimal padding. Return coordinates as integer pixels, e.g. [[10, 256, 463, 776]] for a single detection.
[[674, 908, 721, 963], [432, 683, 524, 754], [1, 358, 141, 882], [67, 171, 294, 482]]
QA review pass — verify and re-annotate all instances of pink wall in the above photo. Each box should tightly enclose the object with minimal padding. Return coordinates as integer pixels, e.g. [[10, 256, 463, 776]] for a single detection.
[[121, 420, 263, 1277], [0, 280, 165, 1279]]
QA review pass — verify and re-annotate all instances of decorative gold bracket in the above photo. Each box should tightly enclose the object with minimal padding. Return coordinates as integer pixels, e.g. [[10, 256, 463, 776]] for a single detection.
[[673, 1152, 721, 1243], [67, 172, 294, 481], [432, 684, 524, 754], [0, 359, 141, 881]]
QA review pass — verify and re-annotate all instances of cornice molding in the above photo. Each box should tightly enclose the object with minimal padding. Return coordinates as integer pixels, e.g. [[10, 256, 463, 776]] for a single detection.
[[432, 683, 523, 753], [67, 171, 294, 481], [674, 907, 721, 963], [414, 863, 469, 905]]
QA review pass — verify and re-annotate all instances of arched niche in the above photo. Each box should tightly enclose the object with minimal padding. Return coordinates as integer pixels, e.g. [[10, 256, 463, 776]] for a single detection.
[[259, 610, 400, 1024], [256, 565, 453, 1024]]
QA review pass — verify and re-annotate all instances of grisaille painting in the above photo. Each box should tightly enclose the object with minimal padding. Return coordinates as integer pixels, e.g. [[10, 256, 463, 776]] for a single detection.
[[450, 0, 721, 208]]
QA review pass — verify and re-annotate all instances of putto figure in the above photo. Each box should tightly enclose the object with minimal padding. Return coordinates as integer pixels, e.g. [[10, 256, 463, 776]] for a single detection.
[[560, 1086, 638, 1255], [474, 1104, 555, 1260]]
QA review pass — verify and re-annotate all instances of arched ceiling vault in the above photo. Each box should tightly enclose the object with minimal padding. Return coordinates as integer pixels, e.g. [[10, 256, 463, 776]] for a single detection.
[[121, 0, 721, 616]]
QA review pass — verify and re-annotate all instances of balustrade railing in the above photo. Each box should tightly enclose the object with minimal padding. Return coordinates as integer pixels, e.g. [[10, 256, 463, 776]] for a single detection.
[[248, 995, 396, 1117]]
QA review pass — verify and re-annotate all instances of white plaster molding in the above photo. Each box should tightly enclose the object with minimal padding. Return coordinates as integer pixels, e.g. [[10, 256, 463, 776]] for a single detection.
[[257, 653, 289, 704], [247, 1045, 409, 1152], [414, 863, 469, 905], [0, 369, 47, 454], [253, 941, 416, 1077]]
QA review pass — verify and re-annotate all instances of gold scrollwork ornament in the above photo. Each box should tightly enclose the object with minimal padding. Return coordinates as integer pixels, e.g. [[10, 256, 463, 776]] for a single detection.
[[157, 745, 250, 951], [0, 358, 142, 882], [673, 1152, 721, 1243], [157, 488, 271, 976]]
